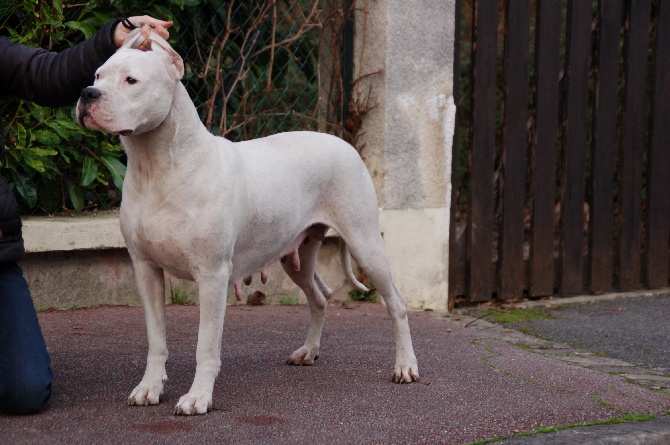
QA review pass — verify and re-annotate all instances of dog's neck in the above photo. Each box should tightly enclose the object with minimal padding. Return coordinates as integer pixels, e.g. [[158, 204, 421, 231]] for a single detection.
[[121, 82, 216, 186]]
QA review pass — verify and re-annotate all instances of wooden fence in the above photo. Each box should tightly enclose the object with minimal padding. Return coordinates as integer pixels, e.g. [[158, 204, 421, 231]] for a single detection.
[[449, 0, 670, 302]]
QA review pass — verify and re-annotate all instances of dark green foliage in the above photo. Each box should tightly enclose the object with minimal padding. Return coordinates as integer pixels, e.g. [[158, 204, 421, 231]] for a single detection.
[[0, 0, 341, 213], [0, 0, 135, 213]]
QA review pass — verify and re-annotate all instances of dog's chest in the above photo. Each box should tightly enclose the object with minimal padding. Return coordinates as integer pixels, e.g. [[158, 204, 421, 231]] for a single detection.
[[123, 211, 196, 280]]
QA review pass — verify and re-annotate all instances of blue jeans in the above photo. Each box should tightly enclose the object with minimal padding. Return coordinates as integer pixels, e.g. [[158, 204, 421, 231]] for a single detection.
[[0, 262, 53, 414]]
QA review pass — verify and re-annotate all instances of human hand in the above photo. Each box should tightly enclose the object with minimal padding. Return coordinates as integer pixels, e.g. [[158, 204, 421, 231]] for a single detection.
[[113, 15, 173, 50]]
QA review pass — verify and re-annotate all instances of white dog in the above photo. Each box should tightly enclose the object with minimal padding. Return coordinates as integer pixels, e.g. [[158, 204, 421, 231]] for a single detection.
[[77, 28, 418, 415]]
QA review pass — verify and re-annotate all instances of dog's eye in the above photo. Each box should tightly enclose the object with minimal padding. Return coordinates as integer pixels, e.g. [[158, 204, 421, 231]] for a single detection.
[[126, 76, 138, 85], [95, 73, 100, 80]]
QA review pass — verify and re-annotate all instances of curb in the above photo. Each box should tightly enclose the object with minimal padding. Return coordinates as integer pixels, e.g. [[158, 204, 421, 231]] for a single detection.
[[443, 311, 670, 395], [509, 288, 670, 310], [490, 415, 670, 444]]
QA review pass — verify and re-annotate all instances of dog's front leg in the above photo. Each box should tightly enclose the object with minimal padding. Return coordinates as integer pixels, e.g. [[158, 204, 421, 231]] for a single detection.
[[128, 261, 168, 406], [174, 268, 229, 415]]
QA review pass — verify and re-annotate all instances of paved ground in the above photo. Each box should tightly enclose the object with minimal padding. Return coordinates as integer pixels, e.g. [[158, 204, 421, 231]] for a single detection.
[[0, 298, 668, 444], [513, 294, 670, 374]]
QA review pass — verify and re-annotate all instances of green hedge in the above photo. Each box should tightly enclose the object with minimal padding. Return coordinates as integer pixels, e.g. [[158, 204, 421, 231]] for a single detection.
[[0, 1, 145, 213], [0, 0, 335, 214]]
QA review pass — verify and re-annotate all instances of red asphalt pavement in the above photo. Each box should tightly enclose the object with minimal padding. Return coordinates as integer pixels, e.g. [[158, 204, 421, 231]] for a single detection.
[[1, 303, 668, 444]]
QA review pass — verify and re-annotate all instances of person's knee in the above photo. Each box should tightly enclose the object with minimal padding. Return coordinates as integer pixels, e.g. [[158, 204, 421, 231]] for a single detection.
[[0, 375, 52, 415]]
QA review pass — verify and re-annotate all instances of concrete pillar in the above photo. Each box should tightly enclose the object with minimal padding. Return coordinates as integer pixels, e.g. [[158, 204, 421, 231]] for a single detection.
[[353, 0, 456, 310]]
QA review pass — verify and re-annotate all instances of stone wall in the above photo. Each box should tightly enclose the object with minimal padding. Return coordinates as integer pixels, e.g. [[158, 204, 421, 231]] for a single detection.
[[20, 213, 353, 310]]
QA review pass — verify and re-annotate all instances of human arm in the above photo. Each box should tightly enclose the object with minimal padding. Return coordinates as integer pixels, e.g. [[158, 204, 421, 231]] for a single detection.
[[0, 16, 172, 107]]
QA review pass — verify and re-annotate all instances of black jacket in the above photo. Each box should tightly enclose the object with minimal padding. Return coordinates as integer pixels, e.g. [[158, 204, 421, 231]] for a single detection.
[[0, 19, 120, 262]]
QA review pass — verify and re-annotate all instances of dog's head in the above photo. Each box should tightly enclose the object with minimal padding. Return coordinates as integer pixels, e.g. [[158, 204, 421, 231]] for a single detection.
[[76, 27, 184, 137]]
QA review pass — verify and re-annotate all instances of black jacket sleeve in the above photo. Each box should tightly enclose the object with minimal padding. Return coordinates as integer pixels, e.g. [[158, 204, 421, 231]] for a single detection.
[[0, 19, 121, 107], [0, 176, 24, 262]]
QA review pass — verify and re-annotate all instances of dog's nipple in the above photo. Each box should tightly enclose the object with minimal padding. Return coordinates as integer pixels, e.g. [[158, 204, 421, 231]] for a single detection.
[[233, 281, 243, 301]]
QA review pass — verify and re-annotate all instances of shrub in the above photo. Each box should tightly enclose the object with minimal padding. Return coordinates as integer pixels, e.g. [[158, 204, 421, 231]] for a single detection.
[[0, 0, 140, 213], [1, 0, 352, 214]]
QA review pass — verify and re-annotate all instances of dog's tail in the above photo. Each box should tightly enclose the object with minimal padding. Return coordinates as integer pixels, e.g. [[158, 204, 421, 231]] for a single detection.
[[339, 238, 370, 294]]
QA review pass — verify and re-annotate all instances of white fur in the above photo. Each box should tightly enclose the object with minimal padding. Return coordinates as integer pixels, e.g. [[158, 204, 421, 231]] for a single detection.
[[77, 29, 418, 415]]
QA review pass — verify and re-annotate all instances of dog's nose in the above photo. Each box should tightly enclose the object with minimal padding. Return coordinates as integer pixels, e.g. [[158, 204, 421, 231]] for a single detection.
[[80, 87, 102, 104]]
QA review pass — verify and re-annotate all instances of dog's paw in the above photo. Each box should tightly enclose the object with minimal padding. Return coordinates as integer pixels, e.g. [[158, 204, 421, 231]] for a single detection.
[[392, 362, 419, 383], [286, 346, 319, 366], [128, 379, 165, 406], [174, 392, 212, 415]]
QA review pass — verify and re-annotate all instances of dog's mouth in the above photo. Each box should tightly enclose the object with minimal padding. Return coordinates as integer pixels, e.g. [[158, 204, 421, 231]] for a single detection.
[[77, 105, 101, 131], [77, 109, 133, 136], [77, 109, 90, 128]]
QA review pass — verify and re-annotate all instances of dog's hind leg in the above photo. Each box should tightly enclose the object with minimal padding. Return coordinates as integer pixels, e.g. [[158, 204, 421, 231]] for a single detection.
[[128, 261, 169, 406], [340, 231, 419, 383], [282, 231, 330, 366]]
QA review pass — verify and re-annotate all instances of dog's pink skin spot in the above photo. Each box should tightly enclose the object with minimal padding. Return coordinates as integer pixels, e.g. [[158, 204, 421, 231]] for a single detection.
[[261, 268, 268, 284], [233, 281, 243, 301]]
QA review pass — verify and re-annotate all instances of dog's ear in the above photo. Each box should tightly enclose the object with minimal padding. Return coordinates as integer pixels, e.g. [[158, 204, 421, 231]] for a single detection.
[[149, 33, 185, 81], [120, 27, 146, 50]]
